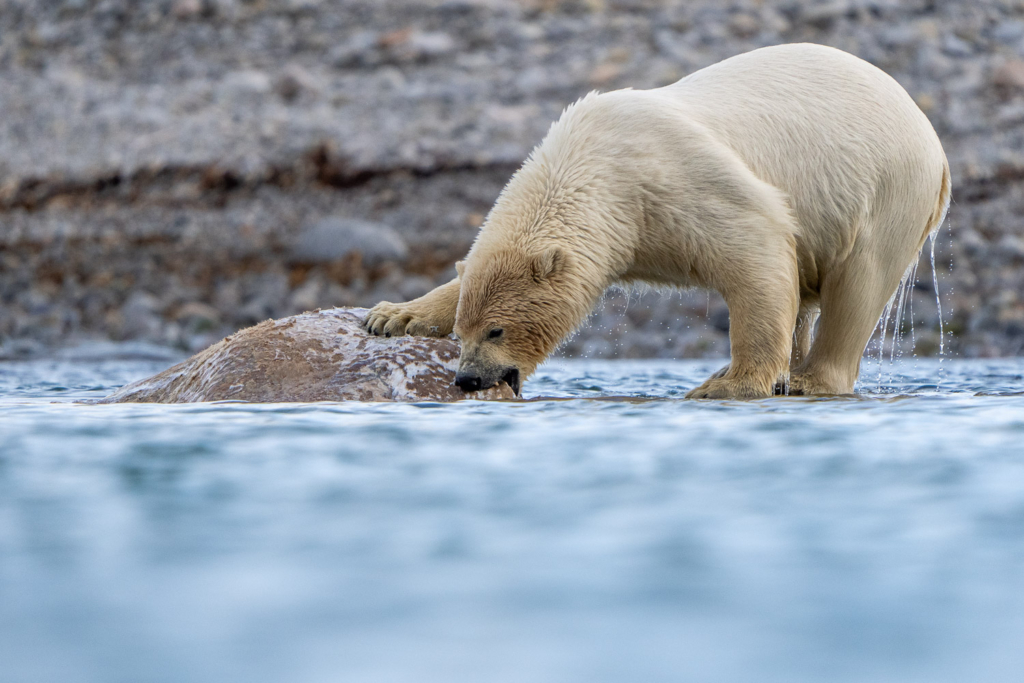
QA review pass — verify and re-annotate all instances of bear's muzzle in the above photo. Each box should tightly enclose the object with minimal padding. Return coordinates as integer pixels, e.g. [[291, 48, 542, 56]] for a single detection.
[[454, 366, 520, 396]]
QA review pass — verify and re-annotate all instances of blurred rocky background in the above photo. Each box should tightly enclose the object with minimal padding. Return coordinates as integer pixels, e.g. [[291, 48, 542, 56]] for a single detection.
[[1, 0, 1022, 360]]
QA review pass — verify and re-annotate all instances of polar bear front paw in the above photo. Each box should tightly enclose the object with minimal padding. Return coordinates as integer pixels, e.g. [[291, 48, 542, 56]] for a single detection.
[[363, 301, 450, 338], [685, 376, 771, 400]]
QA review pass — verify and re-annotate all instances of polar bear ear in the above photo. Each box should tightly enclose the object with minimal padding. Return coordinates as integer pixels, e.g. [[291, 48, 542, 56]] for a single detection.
[[454, 260, 465, 278], [530, 248, 566, 283]]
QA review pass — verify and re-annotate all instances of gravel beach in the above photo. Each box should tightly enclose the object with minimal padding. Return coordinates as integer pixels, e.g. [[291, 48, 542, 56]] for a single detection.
[[2, 0, 1023, 359]]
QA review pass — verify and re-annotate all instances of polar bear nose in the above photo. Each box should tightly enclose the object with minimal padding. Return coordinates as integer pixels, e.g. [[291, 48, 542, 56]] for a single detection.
[[455, 373, 483, 392]]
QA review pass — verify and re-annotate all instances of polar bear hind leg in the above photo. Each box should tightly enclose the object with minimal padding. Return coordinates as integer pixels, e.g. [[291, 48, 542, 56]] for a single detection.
[[788, 161, 949, 396], [788, 246, 914, 396]]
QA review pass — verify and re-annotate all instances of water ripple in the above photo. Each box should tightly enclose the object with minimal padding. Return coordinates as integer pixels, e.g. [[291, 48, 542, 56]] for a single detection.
[[1, 357, 1023, 682]]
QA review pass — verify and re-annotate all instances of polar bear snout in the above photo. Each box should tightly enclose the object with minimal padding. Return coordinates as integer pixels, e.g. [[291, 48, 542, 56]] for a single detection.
[[454, 364, 520, 396], [454, 372, 483, 392]]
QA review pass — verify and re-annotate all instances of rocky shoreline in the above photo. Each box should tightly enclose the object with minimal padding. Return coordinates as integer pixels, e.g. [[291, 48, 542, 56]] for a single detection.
[[2, 0, 1023, 359]]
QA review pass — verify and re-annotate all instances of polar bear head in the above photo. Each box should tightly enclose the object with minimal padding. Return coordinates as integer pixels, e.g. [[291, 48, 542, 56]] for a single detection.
[[452, 247, 579, 396]]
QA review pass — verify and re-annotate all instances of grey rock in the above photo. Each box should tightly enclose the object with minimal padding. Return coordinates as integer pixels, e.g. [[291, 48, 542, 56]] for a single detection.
[[798, 1, 851, 29], [291, 218, 408, 266], [992, 20, 1024, 45], [237, 298, 275, 326], [396, 31, 458, 62], [17, 287, 53, 315], [289, 277, 325, 312], [330, 31, 381, 68], [996, 101, 1024, 125], [221, 70, 273, 98], [942, 34, 974, 57], [996, 234, 1024, 261], [275, 65, 320, 103], [398, 275, 435, 301], [119, 292, 164, 339], [992, 59, 1024, 90], [171, 0, 202, 19], [880, 25, 921, 50]]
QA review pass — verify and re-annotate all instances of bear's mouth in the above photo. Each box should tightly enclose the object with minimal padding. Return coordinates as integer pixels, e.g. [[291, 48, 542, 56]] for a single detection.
[[501, 368, 521, 396]]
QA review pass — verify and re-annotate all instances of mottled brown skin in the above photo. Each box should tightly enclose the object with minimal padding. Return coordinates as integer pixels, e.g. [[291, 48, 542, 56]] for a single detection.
[[97, 308, 515, 403]]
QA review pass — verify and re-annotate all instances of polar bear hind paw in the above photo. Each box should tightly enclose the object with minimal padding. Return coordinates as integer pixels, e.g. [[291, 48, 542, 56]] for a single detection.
[[778, 372, 843, 396]]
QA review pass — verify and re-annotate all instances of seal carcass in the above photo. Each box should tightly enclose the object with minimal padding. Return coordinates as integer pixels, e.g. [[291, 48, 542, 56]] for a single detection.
[[98, 308, 515, 403]]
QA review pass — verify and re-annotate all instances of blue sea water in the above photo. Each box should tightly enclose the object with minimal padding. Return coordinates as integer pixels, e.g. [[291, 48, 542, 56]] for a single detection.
[[1, 353, 1024, 683]]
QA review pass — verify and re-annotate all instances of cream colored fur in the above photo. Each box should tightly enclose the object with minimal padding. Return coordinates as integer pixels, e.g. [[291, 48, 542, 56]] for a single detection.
[[365, 44, 950, 398]]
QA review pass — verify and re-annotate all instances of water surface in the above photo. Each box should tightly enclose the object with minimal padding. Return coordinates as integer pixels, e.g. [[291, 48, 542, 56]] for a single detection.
[[2, 354, 1023, 683]]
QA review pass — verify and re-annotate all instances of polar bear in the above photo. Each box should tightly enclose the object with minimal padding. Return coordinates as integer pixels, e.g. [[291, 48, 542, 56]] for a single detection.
[[364, 43, 950, 398]]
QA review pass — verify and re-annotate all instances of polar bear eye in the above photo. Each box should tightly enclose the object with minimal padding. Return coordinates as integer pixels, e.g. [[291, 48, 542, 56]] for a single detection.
[[488, 328, 504, 340]]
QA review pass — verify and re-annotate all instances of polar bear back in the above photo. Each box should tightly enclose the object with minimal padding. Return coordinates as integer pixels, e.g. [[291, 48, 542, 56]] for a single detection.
[[661, 43, 947, 265]]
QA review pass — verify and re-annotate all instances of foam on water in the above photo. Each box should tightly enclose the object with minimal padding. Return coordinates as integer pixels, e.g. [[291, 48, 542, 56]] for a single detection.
[[2, 356, 1023, 683]]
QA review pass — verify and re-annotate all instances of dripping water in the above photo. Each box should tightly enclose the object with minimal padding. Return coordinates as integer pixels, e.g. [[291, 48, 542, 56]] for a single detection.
[[871, 259, 925, 392], [930, 226, 948, 391], [875, 284, 899, 391], [930, 232, 945, 358], [908, 263, 917, 354], [867, 207, 948, 393], [891, 262, 916, 364]]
